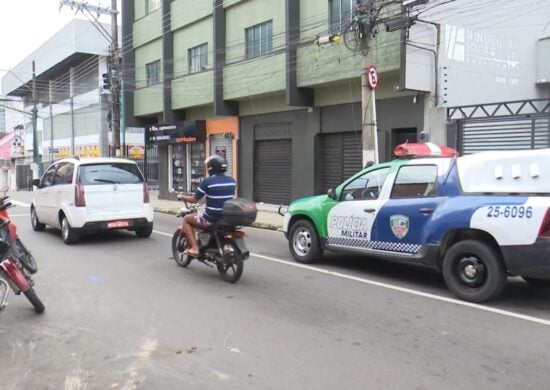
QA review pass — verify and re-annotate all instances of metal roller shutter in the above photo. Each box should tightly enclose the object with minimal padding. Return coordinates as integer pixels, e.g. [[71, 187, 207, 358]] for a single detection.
[[209, 134, 234, 177], [460, 117, 550, 154], [320, 132, 362, 193], [254, 139, 292, 204]]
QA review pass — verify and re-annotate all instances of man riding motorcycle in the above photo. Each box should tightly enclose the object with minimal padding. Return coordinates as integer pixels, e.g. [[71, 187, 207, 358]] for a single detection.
[[176, 155, 236, 257]]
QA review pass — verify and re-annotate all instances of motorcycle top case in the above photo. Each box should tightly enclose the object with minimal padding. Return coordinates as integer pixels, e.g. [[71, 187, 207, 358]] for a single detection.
[[222, 198, 257, 226]]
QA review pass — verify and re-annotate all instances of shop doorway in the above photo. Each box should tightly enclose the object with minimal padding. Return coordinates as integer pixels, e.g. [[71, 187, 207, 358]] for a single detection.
[[253, 139, 292, 204], [319, 132, 362, 195]]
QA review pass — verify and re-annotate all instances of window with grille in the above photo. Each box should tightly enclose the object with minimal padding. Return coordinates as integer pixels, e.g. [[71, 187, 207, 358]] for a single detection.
[[188, 43, 208, 73], [146, 0, 160, 14], [245, 21, 273, 58], [145, 60, 161, 87], [330, 0, 354, 33]]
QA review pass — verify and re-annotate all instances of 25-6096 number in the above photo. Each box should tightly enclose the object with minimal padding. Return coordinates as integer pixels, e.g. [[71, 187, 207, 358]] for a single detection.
[[486, 206, 532, 218]]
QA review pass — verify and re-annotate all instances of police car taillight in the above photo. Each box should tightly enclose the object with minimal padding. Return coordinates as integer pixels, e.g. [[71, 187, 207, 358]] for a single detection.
[[539, 209, 550, 238], [393, 142, 459, 158]]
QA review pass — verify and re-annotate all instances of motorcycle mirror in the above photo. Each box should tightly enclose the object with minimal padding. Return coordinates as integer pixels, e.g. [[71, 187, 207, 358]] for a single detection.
[[0, 186, 8, 194]]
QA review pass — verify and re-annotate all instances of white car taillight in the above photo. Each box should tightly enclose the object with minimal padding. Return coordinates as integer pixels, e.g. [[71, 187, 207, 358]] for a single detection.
[[143, 182, 150, 204], [75, 183, 86, 207]]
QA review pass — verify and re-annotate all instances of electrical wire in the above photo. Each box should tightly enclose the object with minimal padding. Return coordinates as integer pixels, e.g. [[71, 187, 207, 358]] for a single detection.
[[5, 0, 547, 117]]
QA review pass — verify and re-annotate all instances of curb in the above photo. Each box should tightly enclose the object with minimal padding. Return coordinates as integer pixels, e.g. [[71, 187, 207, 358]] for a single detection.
[[249, 222, 284, 232], [153, 207, 180, 216], [153, 207, 283, 232]]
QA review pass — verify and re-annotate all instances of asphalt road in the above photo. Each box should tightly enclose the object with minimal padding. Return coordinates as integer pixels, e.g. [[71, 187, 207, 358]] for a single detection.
[[1, 191, 550, 390]]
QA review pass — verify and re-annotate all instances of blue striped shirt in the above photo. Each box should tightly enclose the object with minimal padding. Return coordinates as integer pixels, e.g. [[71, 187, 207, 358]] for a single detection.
[[195, 173, 236, 223]]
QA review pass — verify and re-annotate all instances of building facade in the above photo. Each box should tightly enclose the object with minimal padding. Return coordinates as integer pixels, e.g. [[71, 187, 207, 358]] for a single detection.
[[123, 0, 430, 204], [1, 19, 146, 187], [404, 0, 550, 153], [123, 0, 550, 205]]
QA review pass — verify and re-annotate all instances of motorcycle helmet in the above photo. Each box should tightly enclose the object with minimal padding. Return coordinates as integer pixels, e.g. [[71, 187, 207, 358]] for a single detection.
[[205, 154, 227, 175]]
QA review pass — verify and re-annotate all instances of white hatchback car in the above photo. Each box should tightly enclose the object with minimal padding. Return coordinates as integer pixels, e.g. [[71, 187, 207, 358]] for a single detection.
[[31, 157, 154, 244]]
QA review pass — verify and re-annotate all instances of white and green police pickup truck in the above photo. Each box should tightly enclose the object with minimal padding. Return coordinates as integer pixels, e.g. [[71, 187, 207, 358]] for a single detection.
[[282, 143, 550, 303]]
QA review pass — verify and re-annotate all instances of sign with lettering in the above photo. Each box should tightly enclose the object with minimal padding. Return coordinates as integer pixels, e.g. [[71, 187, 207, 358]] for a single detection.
[[367, 65, 379, 90], [145, 121, 206, 145]]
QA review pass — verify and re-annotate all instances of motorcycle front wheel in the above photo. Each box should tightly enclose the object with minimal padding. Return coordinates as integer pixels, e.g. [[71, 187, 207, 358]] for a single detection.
[[171, 230, 192, 267], [24, 288, 45, 314], [14, 239, 38, 274], [217, 241, 244, 283]]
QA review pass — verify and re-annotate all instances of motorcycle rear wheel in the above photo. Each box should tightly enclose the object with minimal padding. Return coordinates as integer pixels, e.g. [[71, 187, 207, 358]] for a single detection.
[[24, 288, 45, 314], [15, 239, 38, 274], [217, 241, 244, 283], [171, 231, 191, 267]]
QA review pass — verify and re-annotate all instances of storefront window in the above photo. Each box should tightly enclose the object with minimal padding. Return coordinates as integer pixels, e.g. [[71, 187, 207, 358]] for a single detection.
[[190, 143, 205, 192], [170, 143, 206, 193], [171, 144, 187, 192]]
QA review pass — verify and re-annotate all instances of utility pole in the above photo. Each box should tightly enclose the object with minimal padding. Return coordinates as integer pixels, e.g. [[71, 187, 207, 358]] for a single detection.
[[315, 2, 379, 166], [110, 0, 121, 156], [32, 60, 40, 178], [360, 23, 376, 165], [59, 0, 120, 156], [353, 1, 379, 166], [343, 0, 419, 165]]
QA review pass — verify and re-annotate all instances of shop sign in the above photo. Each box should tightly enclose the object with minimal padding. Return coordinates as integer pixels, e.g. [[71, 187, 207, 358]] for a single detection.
[[145, 120, 206, 145], [78, 145, 101, 158], [127, 145, 145, 159], [54, 147, 73, 160]]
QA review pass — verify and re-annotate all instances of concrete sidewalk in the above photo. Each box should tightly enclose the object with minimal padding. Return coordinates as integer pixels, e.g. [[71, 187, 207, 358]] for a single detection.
[[150, 192, 284, 231]]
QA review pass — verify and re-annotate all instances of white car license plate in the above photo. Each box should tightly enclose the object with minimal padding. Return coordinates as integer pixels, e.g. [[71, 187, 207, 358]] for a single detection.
[[107, 220, 129, 228]]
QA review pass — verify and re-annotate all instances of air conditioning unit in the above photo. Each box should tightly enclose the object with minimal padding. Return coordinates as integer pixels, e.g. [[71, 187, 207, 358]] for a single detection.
[[536, 37, 550, 85]]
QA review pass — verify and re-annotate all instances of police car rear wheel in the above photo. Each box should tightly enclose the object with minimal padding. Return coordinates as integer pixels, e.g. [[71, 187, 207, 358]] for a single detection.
[[442, 240, 506, 303], [289, 220, 322, 264]]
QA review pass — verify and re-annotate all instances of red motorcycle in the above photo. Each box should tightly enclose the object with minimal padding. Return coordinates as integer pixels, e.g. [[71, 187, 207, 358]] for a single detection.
[[0, 188, 44, 313], [0, 237, 45, 313], [0, 187, 38, 274]]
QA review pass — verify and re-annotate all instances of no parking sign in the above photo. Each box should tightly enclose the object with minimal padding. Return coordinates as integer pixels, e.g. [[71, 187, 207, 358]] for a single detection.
[[367, 65, 379, 90]]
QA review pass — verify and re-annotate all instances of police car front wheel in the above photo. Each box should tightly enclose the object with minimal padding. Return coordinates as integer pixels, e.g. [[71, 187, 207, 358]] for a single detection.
[[442, 240, 506, 303], [289, 220, 322, 264]]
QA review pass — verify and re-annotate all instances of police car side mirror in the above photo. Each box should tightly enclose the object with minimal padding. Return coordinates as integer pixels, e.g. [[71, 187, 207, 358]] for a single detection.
[[32, 179, 41, 189], [327, 188, 337, 200]]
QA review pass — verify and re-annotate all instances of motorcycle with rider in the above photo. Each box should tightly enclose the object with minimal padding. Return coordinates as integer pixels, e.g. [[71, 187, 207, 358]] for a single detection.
[[171, 155, 256, 283]]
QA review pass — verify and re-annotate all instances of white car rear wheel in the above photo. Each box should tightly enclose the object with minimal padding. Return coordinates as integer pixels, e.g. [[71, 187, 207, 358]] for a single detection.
[[61, 215, 79, 245], [31, 207, 45, 231]]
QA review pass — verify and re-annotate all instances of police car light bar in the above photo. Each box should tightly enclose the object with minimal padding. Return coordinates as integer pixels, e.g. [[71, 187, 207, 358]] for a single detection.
[[393, 142, 459, 158]]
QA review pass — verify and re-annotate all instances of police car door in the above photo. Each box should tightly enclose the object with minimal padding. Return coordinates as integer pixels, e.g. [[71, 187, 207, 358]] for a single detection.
[[373, 163, 442, 257], [326, 167, 391, 251]]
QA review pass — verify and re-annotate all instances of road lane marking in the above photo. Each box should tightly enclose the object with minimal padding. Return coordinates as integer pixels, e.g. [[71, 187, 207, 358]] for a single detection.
[[10, 200, 30, 208], [153, 230, 173, 237], [153, 230, 550, 326], [154, 229, 550, 327], [252, 253, 550, 327]]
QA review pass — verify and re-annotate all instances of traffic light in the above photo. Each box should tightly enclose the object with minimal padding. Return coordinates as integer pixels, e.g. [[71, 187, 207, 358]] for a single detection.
[[102, 72, 111, 90]]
